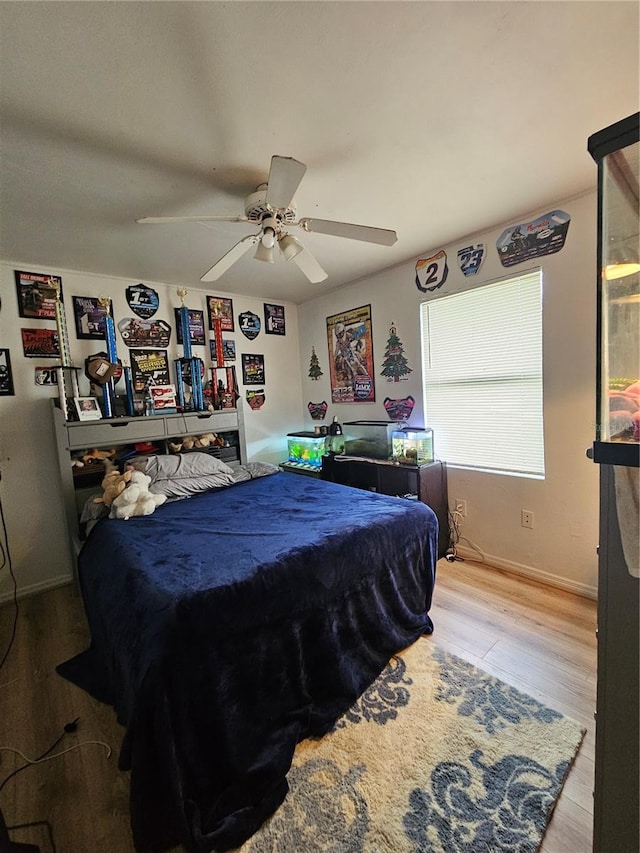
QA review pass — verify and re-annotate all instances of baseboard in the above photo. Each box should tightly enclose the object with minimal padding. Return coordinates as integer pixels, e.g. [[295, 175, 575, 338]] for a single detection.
[[0, 574, 74, 606], [454, 546, 598, 600]]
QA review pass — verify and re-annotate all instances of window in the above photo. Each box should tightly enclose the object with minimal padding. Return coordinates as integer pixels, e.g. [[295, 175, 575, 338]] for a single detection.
[[420, 269, 544, 477]]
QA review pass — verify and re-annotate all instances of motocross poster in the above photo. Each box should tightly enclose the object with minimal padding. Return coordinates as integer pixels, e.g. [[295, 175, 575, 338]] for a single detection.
[[496, 210, 571, 267], [326, 304, 375, 403]]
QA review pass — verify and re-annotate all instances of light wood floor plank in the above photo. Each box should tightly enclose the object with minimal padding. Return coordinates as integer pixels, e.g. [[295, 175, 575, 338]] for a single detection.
[[0, 557, 597, 852]]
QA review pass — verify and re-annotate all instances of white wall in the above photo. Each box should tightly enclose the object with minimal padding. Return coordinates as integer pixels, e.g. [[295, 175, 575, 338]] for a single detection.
[[0, 263, 302, 598], [298, 191, 599, 598]]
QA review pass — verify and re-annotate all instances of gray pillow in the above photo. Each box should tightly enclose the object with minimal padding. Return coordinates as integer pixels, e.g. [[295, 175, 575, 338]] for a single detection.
[[133, 452, 236, 498], [232, 461, 280, 482]]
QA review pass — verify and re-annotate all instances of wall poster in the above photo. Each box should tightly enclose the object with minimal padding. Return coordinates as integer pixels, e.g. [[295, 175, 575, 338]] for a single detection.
[[326, 304, 375, 403]]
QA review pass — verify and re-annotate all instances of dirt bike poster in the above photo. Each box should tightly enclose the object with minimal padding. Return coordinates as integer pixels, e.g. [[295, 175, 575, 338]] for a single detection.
[[326, 304, 375, 404], [496, 209, 571, 268]]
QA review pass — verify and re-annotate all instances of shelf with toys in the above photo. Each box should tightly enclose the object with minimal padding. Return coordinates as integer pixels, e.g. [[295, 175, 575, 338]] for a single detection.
[[51, 399, 248, 570]]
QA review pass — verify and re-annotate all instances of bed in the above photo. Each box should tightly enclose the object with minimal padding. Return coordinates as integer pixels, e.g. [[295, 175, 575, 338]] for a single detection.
[[58, 461, 438, 852]]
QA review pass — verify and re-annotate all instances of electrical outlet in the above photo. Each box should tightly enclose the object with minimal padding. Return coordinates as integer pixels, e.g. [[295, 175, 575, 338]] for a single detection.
[[455, 499, 467, 517], [521, 509, 534, 529]]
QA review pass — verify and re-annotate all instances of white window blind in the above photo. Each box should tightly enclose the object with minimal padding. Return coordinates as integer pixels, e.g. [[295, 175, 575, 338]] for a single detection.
[[420, 269, 544, 477]]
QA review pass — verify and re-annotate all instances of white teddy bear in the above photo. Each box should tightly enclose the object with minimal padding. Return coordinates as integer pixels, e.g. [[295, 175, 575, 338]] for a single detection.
[[109, 470, 167, 520]]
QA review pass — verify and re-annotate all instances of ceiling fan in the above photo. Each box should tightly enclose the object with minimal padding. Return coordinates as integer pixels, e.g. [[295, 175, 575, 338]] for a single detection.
[[136, 155, 397, 284]]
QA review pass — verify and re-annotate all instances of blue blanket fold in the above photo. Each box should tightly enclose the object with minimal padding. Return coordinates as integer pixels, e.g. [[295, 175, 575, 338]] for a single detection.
[[57, 472, 437, 852]]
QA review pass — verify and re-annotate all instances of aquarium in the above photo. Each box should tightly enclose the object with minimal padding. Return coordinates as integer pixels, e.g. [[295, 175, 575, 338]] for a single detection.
[[391, 427, 434, 465], [287, 432, 326, 468], [343, 420, 406, 460], [588, 112, 639, 466]]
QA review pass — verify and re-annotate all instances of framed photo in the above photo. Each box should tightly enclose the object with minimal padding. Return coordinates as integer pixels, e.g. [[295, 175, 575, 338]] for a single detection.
[[72, 296, 113, 340], [264, 303, 285, 336], [175, 308, 205, 346], [15, 271, 62, 320], [0, 349, 15, 396], [74, 396, 102, 421], [241, 353, 265, 385], [326, 304, 376, 403], [209, 337, 236, 366], [207, 296, 234, 332], [21, 328, 60, 358]]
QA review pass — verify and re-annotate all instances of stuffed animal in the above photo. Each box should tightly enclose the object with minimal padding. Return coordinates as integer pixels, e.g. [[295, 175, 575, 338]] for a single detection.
[[82, 447, 116, 465], [93, 464, 133, 507], [195, 432, 217, 448], [109, 470, 167, 520]]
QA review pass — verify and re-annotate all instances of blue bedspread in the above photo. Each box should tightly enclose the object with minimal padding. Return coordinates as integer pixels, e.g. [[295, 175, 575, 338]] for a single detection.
[[58, 472, 437, 852]]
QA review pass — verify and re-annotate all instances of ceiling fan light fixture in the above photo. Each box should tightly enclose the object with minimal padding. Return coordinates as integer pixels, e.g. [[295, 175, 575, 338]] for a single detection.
[[254, 240, 275, 264], [261, 227, 276, 249], [280, 233, 304, 261]]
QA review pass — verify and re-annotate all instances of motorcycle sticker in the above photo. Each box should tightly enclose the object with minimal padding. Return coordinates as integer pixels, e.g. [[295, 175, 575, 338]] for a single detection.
[[307, 401, 328, 421], [126, 284, 159, 319], [118, 317, 172, 349], [497, 210, 571, 267], [383, 395, 415, 421], [246, 389, 265, 410], [416, 251, 448, 292], [457, 244, 485, 277], [239, 311, 262, 341]]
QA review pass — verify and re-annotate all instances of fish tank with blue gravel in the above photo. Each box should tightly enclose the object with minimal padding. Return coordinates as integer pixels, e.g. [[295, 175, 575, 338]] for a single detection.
[[287, 432, 326, 468], [391, 427, 434, 465]]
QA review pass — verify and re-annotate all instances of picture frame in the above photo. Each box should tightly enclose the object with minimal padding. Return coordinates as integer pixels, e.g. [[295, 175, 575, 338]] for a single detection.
[[175, 308, 205, 346], [72, 295, 113, 340], [264, 303, 286, 336], [207, 296, 234, 332], [74, 396, 102, 421], [241, 353, 265, 385], [15, 270, 62, 320]]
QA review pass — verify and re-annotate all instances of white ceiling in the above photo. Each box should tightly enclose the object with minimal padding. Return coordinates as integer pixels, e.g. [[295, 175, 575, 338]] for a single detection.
[[1, 1, 638, 305]]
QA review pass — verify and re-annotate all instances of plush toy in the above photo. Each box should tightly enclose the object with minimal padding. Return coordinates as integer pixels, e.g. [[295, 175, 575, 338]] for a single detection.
[[93, 464, 133, 507], [110, 470, 167, 520], [195, 432, 216, 448], [83, 447, 116, 465], [169, 440, 183, 453], [182, 435, 196, 451]]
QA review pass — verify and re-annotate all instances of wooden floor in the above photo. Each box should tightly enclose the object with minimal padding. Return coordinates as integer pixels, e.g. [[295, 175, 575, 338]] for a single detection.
[[0, 558, 597, 852]]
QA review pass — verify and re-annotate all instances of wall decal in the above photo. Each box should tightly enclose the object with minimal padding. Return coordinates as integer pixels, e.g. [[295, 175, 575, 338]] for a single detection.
[[326, 304, 375, 403], [126, 283, 159, 319], [457, 244, 485, 277], [308, 346, 323, 380], [239, 310, 261, 341], [380, 322, 412, 382], [246, 389, 265, 410], [307, 401, 328, 420], [415, 251, 448, 292], [118, 318, 172, 349], [34, 366, 59, 386], [497, 210, 571, 267], [383, 395, 415, 421]]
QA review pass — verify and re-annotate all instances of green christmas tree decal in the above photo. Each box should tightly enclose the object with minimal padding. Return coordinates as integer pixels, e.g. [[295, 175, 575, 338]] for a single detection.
[[381, 322, 412, 382], [308, 346, 323, 380]]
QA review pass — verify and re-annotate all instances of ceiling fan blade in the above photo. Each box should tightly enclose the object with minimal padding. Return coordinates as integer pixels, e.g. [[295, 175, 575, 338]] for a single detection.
[[137, 215, 248, 224], [200, 234, 260, 281], [265, 156, 307, 210], [291, 245, 328, 284], [298, 217, 397, 246]]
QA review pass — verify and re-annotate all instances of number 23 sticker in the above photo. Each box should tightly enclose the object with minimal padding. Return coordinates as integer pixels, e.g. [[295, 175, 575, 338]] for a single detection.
[[416, 251, 449, 293]]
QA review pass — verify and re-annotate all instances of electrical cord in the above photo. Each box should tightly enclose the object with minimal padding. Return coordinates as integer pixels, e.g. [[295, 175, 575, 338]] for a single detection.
[[0, 493, 18, 672]]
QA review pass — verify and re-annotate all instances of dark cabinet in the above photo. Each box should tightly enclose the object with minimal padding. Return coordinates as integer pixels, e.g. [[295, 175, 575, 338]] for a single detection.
[[588, 112, 639, 852], [322, 455, 449, 559]]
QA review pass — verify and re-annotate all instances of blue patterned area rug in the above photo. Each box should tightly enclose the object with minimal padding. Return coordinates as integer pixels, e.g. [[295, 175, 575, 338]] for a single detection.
[[237, 639, 585, 853]]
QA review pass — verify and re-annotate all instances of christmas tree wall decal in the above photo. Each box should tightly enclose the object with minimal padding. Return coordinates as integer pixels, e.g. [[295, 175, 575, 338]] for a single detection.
[[381, 322, 412, 382], [308, 346, 323, 380]]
